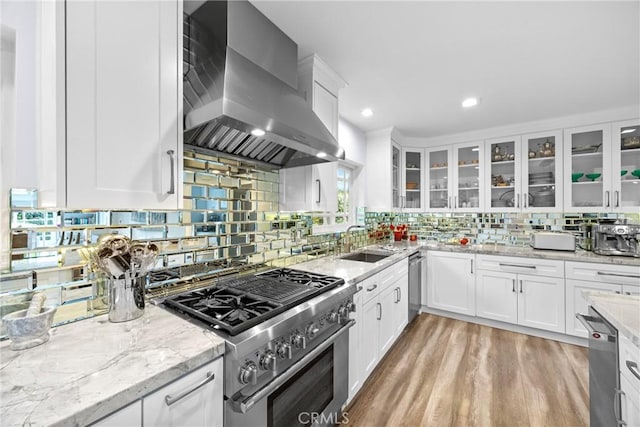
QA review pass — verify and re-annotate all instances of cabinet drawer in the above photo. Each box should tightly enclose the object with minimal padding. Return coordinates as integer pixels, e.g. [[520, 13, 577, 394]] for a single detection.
[[475, 255, 564, 278], [361, 259, 408, 305], [566, 261, 640, 285]]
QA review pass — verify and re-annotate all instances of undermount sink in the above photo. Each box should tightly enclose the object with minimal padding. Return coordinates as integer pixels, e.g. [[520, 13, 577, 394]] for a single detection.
[[340, 251, 392, 263]]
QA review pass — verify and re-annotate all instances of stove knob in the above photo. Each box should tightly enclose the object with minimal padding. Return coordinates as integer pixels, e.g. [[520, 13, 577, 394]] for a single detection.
[[306, 323, 320, 340], [239, 361, 258, 385], [260, 350, 276, 371], [328, 311, 340, 324], [292, 332, 306, 349], [338, 305, 350, 321], [276, 342, 292, 360]]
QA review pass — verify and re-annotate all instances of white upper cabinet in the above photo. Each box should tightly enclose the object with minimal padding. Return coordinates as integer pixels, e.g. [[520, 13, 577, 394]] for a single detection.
[[611, 119, 640, 210], [366, 129, 404, 212], [65, 0, 182, 210], [563, 123, 613, 212], [401, 148, 424, 211], [426, 146, 453, 211], [279, 162, 338, 212], [486, 130, 563, 213], [298, 54, 347, 140]]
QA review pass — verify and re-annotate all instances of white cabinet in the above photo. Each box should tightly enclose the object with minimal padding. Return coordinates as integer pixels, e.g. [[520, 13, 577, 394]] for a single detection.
[[486, 131, 563, 212], [365, 128, 404, 211], [298, 54, 346, 140], [426, 251, 476, 316], [475, 255, 565, 333], [619, 334, 640, 427], [401, 148, 424, 211], [612, 119, 640, 210], [348, 289, 363, 403], [143, 358, 223, 427], [426, 142, 484, 212], [91, 401, 142, 427], [565, 261, 640, 338], [279, 162, 337, 212], [357, 259, 409, 380], [65, 0, 182, 210]]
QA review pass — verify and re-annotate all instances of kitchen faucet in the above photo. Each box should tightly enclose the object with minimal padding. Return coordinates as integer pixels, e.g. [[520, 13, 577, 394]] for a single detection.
[[341, 225, 367, 253]]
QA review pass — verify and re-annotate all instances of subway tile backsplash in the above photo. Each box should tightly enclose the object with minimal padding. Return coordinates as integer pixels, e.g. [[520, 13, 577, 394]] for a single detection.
[[1, 150, 639, 330]]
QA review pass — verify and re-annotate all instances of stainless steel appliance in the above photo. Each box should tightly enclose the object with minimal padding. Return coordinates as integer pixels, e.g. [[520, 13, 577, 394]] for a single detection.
[[593, 223, 640, 257], [408, 252, 424, 322], [183, 0, 344, 168], [530, 231, 576, 251], [160, 268, 356, 427], [576, 306, 622, 426]]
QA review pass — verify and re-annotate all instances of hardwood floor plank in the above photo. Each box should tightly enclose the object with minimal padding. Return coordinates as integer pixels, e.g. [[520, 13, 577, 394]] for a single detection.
[[345, 314, 588, 427]]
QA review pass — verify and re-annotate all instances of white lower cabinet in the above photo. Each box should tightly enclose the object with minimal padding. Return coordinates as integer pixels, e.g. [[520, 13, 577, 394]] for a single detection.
[[350, 259, 409, 402], [91, 401, 142, 427], [91, 358, 223, 427], [427, 251, 476, 316], [565, 279, 621, 338], [143, 358, 223, 427], [619, 334, 640, 427], [475, 255, 565, 333]]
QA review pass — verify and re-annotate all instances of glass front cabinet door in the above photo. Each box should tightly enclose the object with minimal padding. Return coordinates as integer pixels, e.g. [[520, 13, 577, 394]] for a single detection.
[[611, 119, 640, 211], [486, 136, 521, 212], [391, 142, 401, 210], [402, 148, 424, 211], [426, 147, 452, 211], [453, 142, 483, 211], [563, 124, 612, 212], [521, 130, 563, 212]]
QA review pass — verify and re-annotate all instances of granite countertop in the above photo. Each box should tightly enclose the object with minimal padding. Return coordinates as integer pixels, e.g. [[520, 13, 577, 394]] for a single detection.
[[294, 242, 420, 285], [417, 242, 640, 266], [0, 305, 225, 427], [583, 291, 640, 348]]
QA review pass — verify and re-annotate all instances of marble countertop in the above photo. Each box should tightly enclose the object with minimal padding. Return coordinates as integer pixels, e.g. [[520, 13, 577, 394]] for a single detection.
[[0, 305, 225, 427], [294, 243, 420, 285], [417, 242, 640, 266], [584, 291, 640, 348]]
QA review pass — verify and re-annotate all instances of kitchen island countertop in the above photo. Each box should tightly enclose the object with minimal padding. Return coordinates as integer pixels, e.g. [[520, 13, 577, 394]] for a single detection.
[[0, 304, 225, 427], [584, 291, 640, 348]]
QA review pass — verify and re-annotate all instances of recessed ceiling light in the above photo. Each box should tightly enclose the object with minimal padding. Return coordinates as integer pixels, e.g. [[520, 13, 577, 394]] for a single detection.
[[621, 128, 636, 134], [251, 128, 266, 137], [316, 152, 327, 158], [361, 108, 373, 117], [462, 97, 479, 108]]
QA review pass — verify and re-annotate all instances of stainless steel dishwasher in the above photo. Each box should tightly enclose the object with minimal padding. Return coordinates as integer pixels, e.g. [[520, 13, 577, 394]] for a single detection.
[[576, 306, 621, 427], [408, 251, 425, 323]]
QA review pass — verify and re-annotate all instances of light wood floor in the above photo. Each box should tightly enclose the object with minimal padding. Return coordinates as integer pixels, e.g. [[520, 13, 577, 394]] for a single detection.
[[345, 314, 589, 427]]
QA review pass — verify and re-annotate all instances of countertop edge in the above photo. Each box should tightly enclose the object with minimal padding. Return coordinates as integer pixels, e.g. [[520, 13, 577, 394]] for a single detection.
[[583, 291, 640, 348]]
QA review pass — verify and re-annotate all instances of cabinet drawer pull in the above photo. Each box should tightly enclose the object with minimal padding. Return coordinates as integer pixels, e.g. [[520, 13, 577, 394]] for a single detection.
[[627, 360, 640, 381], [366, 284, 378, 292], [165, 371, 215, 406], [167, 150, 176, 195], [499, 263, 536, 269], [597, 271, 640, 280]]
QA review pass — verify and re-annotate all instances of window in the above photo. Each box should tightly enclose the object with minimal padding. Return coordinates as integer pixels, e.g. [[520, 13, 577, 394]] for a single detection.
[[335, 166, 351, 224]]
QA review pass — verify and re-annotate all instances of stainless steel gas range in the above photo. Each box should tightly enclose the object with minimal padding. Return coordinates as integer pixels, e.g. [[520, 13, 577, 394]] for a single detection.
[[159, 268, 356, 427]]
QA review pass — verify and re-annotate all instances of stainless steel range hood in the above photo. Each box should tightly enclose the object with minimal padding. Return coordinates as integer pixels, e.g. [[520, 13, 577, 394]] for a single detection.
[[183, 0, 344, 168]]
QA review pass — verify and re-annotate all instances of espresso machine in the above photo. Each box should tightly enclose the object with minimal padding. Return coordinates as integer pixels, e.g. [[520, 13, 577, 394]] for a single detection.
[[593, 223, 640, 257]]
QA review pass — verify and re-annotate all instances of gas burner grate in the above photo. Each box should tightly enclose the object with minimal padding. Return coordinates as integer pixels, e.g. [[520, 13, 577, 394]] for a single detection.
[[224, 276, 313, 302]]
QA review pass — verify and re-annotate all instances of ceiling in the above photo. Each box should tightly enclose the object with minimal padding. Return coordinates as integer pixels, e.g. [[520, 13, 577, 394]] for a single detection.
[[251, 1, 640, 138]]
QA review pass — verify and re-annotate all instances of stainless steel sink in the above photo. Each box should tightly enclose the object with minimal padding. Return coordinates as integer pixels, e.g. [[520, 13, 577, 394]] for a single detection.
[[340, 251, 392, 263]]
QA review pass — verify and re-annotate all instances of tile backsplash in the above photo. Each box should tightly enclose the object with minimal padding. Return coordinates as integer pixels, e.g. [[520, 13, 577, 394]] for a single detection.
[[1, 150, 638, 329]]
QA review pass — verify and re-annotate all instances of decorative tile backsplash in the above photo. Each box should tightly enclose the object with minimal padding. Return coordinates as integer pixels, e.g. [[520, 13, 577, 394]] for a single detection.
[[1, 149, 638, 330]]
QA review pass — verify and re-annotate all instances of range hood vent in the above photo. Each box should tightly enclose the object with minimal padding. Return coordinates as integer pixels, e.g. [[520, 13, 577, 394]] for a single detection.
[[183, 0, 344, 168]]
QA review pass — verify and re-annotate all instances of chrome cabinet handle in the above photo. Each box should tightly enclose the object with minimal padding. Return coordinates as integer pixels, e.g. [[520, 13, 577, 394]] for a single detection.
[[470, 259, 474, 274], [512, 279, 516, 293], [499, 263, 536, 269], [516, 193, 520, 208], [454, 196, 458, 209], [377, 302, 382, 320], [523, 193, 527, 208], [398, 287, 401, 302], [316, 179, 321, 204], [367, 284, 378, 292], [605, 190, 610, 208], [167, 150, 176, 195], [165, 371, 215, 406], [614, 388, 626, 426], [394, 288, 399, 303], [627, 360, 640, 381], [519, 280, 523, 293], [448, 196, 451, 209], [597, 272, 640, 279], [615, 190, 620, 208]]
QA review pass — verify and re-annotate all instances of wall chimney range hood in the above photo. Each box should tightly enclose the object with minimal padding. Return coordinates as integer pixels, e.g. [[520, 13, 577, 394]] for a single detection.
[[183, 0, 344, 168]]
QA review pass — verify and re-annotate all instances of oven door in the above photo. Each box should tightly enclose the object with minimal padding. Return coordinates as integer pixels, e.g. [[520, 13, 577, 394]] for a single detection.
[[226, 320, 353, 427]]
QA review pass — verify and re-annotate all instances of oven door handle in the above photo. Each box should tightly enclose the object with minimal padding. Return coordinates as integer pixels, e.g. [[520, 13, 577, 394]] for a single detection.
[[230, 319, 356, 414]]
